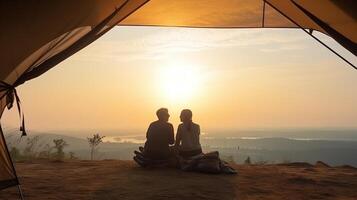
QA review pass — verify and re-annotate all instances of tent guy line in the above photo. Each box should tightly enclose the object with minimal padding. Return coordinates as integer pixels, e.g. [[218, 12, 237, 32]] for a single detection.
[[263, 0, 356, 69], [287, 0, 356, 70]]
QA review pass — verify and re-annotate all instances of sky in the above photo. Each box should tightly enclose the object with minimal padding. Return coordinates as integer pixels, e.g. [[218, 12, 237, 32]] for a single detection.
[[2, 26, 357, 135]]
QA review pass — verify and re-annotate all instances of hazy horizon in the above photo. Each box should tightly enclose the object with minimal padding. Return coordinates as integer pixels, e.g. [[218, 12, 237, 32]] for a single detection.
[[2, 26, 357, 136], [3, 126, 357, 141]]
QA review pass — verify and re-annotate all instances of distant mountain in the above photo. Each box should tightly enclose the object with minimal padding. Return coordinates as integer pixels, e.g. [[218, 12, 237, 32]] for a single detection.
[[4, 131, 357, 166], [202, 137, 357, 150], [207, 129, 357, 141]]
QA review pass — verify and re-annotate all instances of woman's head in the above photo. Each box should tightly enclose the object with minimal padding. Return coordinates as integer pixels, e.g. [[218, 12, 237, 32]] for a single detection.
[[180, 109, 193, 123]]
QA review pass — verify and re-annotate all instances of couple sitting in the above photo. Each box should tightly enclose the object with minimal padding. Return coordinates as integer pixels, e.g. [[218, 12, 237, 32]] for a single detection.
[[133, 108, 236, 174]]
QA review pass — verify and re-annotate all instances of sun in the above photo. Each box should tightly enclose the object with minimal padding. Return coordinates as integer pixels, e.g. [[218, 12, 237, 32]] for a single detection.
[[158, 62, 201, 104]]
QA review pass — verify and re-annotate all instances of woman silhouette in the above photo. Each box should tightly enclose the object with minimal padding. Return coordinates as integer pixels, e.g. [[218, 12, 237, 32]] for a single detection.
[[175, 109, 203, 158], [174, 109, 237, 174]]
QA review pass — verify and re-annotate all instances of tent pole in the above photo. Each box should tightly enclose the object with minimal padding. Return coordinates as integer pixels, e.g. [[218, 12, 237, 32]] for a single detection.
[[262, 1, 266, 27], [263, 0, 357, 70], [0, 124, 23, 198], [17, 185, 24, 200]]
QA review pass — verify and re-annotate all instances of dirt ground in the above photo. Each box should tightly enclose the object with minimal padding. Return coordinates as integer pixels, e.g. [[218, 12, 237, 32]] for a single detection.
[[1, 160, 357, 200]]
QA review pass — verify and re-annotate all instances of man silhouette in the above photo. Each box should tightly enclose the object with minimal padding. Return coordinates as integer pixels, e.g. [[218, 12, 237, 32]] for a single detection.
[[134, 108, 174, 166]]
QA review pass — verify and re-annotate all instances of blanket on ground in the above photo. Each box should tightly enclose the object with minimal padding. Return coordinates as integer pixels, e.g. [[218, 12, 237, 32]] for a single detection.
[[133, 147, 237, 174]]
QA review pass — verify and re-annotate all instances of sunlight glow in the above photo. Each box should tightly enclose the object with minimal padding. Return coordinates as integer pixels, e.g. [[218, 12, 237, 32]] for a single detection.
[[158, 61, 201, 105]]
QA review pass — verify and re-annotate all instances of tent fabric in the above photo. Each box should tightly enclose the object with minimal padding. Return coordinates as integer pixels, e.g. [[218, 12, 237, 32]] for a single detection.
[[0, 179, 19, 191], [0, 124, 18, 190], [0, 0, 149, 86], [120, 0, 357, 54], [290, 1, 357, 56], [122, 0, 298, 28], [0, 0, 149, 190], [0, 0, 356, 191]]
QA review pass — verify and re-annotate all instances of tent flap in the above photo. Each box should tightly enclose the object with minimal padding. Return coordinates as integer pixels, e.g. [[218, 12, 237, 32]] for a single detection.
[[0, 179, 19, 191], [0, 0, 149, 86], [0, 124, 18, 190], [0, 0, 148, 190]]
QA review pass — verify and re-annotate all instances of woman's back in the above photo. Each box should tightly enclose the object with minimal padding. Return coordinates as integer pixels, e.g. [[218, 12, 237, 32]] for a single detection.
[[176, 123, 201, 152]]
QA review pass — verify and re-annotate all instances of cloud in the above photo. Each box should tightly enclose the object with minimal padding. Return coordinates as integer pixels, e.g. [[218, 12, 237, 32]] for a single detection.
[[71, 27, 309, 62]]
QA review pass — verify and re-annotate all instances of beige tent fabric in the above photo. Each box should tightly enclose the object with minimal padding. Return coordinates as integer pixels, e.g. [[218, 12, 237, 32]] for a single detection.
[[289, 0, 356, 43], [0, 99, 18, 189], [121, 0, 356, 50], [0, 0, 148, 190], [266, 0, 356, 55], [0, 124, 17, 190], [0, 94, 18, 189], [0, 0, 148, 85], [121, 0, 296, 28]]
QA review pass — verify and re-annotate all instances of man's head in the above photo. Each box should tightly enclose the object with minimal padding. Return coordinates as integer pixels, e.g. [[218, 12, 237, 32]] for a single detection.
[[156, 108, 170, 122]]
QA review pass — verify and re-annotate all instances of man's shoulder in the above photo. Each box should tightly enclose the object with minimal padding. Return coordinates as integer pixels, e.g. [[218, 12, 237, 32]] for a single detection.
[[150, 120, 159, 124], [166, 122, 174, 128], [151, 120, 173, 127], [149, 121, 158, 127]]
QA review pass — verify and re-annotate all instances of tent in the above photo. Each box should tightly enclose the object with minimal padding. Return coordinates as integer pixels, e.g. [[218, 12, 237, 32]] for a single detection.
[[0, 0, 356, 197]]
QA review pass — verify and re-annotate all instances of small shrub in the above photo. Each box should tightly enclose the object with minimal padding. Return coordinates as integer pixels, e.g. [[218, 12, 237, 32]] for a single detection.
[[23, 136, 40, 159], [10, 147, 22, 161], [38, 143, 54, 159], [244, 156, 251, 165], [87, 133, 105, 160], [52, 139, 68, 160]]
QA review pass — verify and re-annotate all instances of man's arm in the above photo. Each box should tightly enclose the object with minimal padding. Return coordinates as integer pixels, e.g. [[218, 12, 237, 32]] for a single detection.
[[146, 123, 152, 140], [144, 123, 153, 152]]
